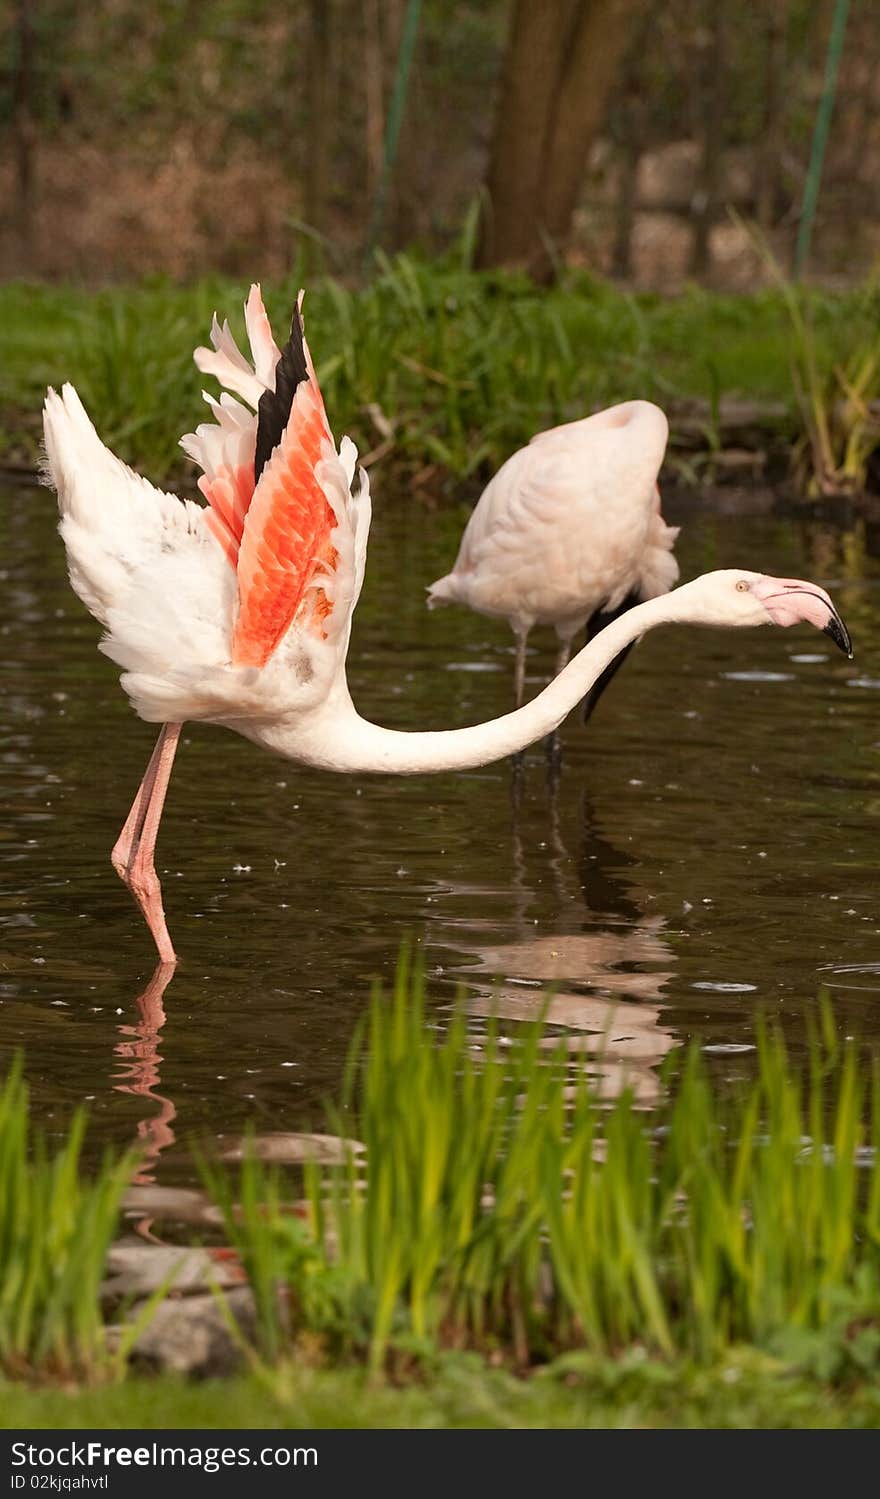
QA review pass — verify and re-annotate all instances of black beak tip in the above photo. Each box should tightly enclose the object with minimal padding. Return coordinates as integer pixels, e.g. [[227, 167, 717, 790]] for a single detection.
[[823, 612, 853, 659]]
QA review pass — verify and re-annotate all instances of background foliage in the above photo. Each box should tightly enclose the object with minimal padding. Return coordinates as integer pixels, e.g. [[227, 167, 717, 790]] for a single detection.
[[2, 0, 877, 285]]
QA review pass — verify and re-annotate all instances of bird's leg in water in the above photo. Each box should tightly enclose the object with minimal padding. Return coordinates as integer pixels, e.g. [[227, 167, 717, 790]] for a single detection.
[[112, 733, 165, 870], [510, 626, 529, 772], [554, 638, 572, 677], [512, 628, 528, 709], [546, 637, 571, 774], [510, 751, 525, 808], [111, 723, 182, 966]]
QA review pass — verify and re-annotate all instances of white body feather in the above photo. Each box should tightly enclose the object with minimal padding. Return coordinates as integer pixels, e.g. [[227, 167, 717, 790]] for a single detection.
[[427, 401, 679, 640]]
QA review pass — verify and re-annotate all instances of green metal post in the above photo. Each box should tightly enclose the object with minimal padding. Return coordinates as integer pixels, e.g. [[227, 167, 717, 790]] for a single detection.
[[794, 0, 850, 278], [364, 0, 423, 264]]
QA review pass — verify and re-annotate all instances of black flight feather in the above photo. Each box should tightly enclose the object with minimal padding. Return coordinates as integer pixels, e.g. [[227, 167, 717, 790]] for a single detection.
[[581, 589, 641, 723], [254, 303, 310, 482]]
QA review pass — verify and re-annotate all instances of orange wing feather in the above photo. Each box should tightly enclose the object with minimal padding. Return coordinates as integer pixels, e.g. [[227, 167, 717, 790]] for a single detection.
[[200, 463, 256, 566], [232, 374, 338, 667]]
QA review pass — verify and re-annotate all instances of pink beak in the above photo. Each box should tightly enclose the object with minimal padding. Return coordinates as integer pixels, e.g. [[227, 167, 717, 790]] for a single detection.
[[752, 575, 853, 657]]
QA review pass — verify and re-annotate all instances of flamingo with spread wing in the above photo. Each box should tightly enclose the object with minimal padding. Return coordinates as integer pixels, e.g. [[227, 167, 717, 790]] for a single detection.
[[42, 288, 853, 965]]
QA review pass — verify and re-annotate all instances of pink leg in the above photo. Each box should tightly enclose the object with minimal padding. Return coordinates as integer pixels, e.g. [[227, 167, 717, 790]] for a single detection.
[[111, 733, 165, 879], [112, 723, 182, 965]]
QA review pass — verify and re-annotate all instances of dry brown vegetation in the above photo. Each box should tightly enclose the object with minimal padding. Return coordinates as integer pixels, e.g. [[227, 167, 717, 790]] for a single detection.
[[2, 0, 879, 288]]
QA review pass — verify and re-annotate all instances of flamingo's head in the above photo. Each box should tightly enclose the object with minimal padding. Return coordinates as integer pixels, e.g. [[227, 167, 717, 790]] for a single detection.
[[674, 570, 853, 656]]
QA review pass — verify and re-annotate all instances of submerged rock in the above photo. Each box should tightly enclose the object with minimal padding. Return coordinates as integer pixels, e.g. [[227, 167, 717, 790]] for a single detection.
[[128, 1288, 258, 1378], [218, 1130, 364, 1165], [104, 1241, 245, 1298]]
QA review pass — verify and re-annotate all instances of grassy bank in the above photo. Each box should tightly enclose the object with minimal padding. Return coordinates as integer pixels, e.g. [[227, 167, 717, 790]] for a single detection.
[[207, 964, 880, 1380], [0, 258, 872, 492], [0, 1059, 136, 1383], [4, 964, 880, 1426], [4, 1354, 880, 1430]]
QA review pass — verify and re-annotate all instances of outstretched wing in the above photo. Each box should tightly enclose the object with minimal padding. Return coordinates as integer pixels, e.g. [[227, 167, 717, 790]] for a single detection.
[[43, 289, 370, 729], [43, 383, 216, 628], [182, 287, 371, 673]]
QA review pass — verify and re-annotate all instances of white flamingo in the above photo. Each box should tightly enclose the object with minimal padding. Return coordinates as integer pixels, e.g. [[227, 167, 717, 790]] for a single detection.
[[42, 287, 852, 965], [427, 403, 678, 718]]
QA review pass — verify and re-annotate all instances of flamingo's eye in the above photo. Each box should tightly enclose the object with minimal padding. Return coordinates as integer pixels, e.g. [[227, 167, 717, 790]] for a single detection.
[[735, 580, 750, 593]]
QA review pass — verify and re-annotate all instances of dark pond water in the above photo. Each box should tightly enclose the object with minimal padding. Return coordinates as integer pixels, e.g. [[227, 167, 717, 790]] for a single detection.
[[3, 480, 880, 1188]]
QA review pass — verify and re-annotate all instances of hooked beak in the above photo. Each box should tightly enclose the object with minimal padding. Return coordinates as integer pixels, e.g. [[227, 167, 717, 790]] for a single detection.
[[780, 590, 855, 659], [753, 577, 854, 659], [822, 606, 853, 658]]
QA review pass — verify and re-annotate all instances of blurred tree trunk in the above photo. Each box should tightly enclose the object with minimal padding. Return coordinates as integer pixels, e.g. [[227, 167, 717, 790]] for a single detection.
[[12, 0, 36, 258], [756, 1, 788, 227], [690, 0, 727, 277], [535, 0, 647, 280], [305, 0, 332, 237], [477, 0, 568, 268], [477, 0, 646, 279]]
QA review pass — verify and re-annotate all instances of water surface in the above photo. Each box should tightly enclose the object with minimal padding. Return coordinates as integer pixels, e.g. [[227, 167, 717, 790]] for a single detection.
[[2, 481, 880, 1185]]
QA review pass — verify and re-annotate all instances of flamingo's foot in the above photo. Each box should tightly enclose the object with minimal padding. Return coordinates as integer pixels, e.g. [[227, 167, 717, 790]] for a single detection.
[[112, 847, 178, 966]]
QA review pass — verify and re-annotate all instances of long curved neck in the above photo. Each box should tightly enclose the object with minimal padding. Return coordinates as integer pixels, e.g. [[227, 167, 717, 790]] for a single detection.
[[291, 591, 682, 774]]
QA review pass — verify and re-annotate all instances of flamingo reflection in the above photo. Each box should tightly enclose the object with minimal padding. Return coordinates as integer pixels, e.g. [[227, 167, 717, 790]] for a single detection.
[[113, 961, 177, 1187], [458, 791, 679, 1104]]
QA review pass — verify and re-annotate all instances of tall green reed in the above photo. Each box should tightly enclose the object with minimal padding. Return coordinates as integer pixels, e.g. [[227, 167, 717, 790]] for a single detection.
[[739, 218, 880, 495], [206, 960, 880, 1374], [781, 276, 880, 497], [0, 1057, 137, 1381]]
